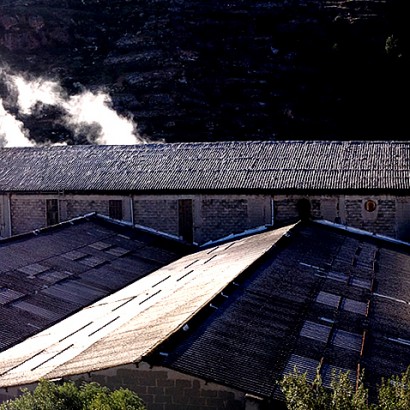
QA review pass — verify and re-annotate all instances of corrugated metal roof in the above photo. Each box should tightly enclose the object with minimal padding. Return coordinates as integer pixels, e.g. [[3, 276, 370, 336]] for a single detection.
[[1, 140, 410, 192], [1, 220, 410, 399], [0, 223, 292, 388], [0, 214, 189, 355], [151, 222, 410, 399]]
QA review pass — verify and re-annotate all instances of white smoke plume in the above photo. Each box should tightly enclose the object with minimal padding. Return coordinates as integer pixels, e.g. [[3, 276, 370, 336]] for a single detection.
[[0, 70, 144, 147], [0, 99, 34, 147], [63, 91, 139, 145], [12, 76, 63, 114]]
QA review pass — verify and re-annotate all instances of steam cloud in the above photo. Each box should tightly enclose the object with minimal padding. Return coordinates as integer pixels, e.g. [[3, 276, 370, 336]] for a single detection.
[[0, 70, 144, 147], [0, 99, 34, 147]]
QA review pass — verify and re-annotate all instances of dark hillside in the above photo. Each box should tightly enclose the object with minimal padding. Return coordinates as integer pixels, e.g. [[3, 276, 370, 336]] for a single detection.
[[0, 0, 409, 144]]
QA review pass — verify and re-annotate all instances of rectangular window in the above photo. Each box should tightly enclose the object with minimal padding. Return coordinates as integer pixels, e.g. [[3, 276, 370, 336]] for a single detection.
[[178, 199, 193, 243], [46, 199, 59, 226], [109, 200, 123, 220]]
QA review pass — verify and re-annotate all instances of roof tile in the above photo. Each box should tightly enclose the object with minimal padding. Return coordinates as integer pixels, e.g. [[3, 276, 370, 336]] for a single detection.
[[1, 141, 410, 192]]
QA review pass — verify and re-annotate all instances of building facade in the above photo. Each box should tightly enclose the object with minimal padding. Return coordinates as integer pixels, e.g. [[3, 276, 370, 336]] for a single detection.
[[1, 141, 410, 243], [2, 192, 410, 243]]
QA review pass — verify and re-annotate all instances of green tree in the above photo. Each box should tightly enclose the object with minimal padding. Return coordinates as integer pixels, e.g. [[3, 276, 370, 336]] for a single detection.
[[280, 366, 410, 410], [329, 370, 368, 410], [0, 379, 145, 410], [280, 368, 328, 410], [377, 367, 410, 410], [385, 34, 403, 59]]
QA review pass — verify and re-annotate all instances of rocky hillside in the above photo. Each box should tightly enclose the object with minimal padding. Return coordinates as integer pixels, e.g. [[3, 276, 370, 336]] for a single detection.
[[0, 0, 408, 144]]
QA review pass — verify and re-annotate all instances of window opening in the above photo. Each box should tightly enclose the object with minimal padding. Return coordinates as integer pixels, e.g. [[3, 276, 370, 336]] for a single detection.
[[178, 199, 193, 243], [364, 199, 377, 212], [46, 199, 59, 226], [109, 200, 123, 220]]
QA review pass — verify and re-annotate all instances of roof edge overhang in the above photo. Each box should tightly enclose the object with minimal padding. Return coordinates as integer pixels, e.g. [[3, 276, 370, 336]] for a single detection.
[[0, 212, 196, 252], [2, 188, 409, 196], [314, 219, 410, 251]]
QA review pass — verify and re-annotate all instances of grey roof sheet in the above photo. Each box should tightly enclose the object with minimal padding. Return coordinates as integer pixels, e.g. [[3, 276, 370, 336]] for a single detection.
[[152, 222, 410, 399], [1, 220, 410, 399], [0, 214, 188, 353], [1, 140, 410, 192], [0, 224, 292, 388]]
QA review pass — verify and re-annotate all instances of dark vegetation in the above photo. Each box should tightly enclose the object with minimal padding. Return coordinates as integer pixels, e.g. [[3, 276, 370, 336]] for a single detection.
[[280, 365, 410, 409], [0, 0, 409, 144], [0, 379, 145, 410]]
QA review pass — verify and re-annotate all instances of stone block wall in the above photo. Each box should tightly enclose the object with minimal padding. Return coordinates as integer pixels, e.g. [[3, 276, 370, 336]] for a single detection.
[[273, 196, 300, 225], [3, 192, 410, 242], [200, 198, 248, 243], [273, 194, 409, 240], [73, 363, 245, 410], [4, 194, 134, 236], [0, 384, 33, 404], [131, 195, 273, 245], [344, 197, 397, 238], [10, 197, 46, 235], [396, 198, 410, 242], [133, 198, 179, 237], [0, 198, 3, 237], [196, 195, 273, 244], [63, 195, 133, 223], [65, 199, 109, 220]]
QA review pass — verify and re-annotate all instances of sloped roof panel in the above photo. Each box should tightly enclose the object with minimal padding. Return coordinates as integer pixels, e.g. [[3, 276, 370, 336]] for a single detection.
[[1, 141, 410, 192], [153, 223, 410, 399], [0, 215, 189, 354], [0, 224, 292, 388], [0, 221, 410, 401]]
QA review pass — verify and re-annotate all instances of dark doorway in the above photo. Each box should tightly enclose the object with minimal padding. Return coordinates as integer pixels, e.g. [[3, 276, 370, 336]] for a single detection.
[[46, 199, 59, 226], [178, 199, 193, 242], [297, 198, 311, 221]]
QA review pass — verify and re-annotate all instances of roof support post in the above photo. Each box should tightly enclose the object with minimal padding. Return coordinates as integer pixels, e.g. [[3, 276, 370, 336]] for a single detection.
[[0, 193, 12, 238], [130, 195, 135, 226], [271, 197, 275, 226]]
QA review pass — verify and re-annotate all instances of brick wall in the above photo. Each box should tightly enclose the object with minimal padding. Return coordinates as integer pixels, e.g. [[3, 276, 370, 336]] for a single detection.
[[273, 194, 408, 240], [0, 365, 247, 409], [200, 198, 247, 243], [65, 199, 109, 220], [132, 195, 272, 244], [0, 197, 3, 237], [6, 195, 135, 236], [133, 199, 179, 237], [273, 196, 300, 225], [274, 196, 330, 224], [10, 197, 46, 235], [344, 198, 397, 238], [73, 363, 246, 410], [195, 194, 273, 244], [63, 195, 132, 222], [4, 193, 410, 241], [396, 198, 410, 241]]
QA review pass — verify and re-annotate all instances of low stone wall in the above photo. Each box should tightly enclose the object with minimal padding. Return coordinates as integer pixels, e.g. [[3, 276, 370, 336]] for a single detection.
[[73, 362, 246, 410]]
